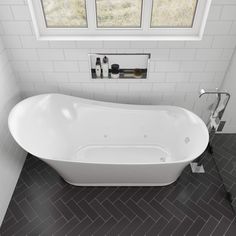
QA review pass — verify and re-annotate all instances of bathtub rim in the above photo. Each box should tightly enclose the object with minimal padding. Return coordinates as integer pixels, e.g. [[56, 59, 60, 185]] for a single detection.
[[7, 93, 211, 113], [8, 93, 209, 165]]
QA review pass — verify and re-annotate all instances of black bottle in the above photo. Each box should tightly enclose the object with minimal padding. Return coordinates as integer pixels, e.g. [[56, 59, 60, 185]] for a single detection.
[[111, 64, 120, 79]]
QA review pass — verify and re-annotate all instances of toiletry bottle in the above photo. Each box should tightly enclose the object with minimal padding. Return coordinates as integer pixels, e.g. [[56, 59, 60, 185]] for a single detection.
[[111, 64, 120, 79], [102, 56, 109, 78], [95, 58, 101, 78]]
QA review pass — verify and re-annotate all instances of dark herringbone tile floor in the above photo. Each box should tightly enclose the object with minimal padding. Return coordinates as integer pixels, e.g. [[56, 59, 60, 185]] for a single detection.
[[213, 134, 236, 213], [1, 135, 236, 235]]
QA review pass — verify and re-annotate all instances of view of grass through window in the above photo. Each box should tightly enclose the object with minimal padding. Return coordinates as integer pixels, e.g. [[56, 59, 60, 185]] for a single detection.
[[41, 0, 197, 29], [151, 0, 197, 28], [96, 0, 143, 28], [41, 0, 87, 27]]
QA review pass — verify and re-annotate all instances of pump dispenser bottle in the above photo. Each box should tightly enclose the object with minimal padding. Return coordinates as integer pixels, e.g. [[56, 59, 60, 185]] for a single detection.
[[102, 56, 109, 78], [95, 58, 101, 78]]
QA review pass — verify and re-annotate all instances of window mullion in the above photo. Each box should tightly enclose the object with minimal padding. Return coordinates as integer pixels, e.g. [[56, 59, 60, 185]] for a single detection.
[[86, 0, 96, 31], [142, 0, 153, 31]]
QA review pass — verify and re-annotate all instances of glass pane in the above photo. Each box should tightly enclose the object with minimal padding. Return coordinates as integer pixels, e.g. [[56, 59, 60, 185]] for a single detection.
[[151, 0, 198, 28], [41, 0, 87, 28], [96, 0, 143, 28]]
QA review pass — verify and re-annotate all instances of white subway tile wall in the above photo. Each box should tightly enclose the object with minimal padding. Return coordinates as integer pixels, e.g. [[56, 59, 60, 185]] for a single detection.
[[0, 0, 235, 124], [221, 47, 236, 133], [0, 35, 26, 224]]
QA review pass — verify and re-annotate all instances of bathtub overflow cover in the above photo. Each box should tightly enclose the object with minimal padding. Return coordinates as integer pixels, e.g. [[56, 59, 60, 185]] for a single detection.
[[185, 137, 190, 144]]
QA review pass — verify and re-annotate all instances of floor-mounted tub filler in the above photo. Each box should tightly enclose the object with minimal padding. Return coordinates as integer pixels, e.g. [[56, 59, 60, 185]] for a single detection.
[[8, 94, 209, 186]]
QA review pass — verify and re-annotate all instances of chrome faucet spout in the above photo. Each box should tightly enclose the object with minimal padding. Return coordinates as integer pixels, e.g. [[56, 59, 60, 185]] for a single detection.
[[199, 88, 230, 99], [199, 89, 206, 98], [199, 89, 230, 106]]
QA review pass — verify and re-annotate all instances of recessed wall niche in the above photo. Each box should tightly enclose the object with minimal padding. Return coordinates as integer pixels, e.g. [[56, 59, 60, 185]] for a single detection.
[[89, 53, 151, 79]]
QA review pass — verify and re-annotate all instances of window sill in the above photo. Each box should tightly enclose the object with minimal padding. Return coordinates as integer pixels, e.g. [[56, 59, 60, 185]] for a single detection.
[[36, 35, 203, 41]]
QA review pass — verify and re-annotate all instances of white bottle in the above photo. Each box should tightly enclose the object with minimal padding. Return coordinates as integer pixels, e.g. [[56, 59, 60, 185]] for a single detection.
[[95, 58, 101, 78], [102, 56, 109, 78]]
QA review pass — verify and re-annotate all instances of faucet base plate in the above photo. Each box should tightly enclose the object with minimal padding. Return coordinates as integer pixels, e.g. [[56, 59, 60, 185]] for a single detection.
[[190, 162, 205, 173]]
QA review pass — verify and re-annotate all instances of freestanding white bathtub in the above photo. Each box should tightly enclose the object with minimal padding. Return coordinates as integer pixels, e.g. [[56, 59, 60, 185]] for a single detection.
[[8, 94, 209, 186]]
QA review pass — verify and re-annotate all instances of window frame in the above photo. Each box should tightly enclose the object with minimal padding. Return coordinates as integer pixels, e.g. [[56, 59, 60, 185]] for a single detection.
[[28, 0, 212, 41]]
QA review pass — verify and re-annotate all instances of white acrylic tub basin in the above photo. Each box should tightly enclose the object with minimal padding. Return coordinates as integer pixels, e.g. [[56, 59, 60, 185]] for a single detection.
[[8, 94, 209, 186], [75, 145, 170, 164]]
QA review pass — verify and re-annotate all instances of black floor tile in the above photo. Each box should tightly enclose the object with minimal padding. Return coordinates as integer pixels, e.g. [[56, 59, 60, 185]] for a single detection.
[[67, 200, 86, 220], [212, 216, 232, 236], [0, 217, 16, 234], [119, 187, 139, 202], [90, 199, 111, 221], [225, 218, 236, 236], [18, 199, 37, 221], [159, 217, 180, 236], [174, 200, 198, 220], [190, 183, 208, 202], [150, 199, 172, 221], [119, 217, 142, 236], [1, 217, 28, 236], [54, 217, 79, 236], [210, 199, 235, 220], [185, 200, 210, 220], [185, 217, 206, 236], [198, 199, 222, 220], [79, 217, 104, 236], [27, 217, 54, 236], [161, 199, 186, 221], [1, 134, 236, 235], [137, 199, 161, 220], [113, 200, 136, 220], [54, 199, 74, 220], [93, 217, 117, 236], [172, 217, 193, 236], [214, 134, 236, 212], [201, 184, 220, 202], [126, 199, 148, 220], [198, 217, 218, 236], [131, 187, 152, 202], [79, 200, 99, 221], [133, 217, 155, 236], [14, 217, 40, 236], [67, 217, 92, 236], [106, 217, 129, 236], [102, 200, 124, 221], [40, 218, 66, 236], [146, 217, 168, 236]]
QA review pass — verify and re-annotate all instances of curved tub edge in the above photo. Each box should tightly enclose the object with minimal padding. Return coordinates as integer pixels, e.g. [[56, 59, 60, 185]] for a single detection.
[[63, 179, 177, 187]]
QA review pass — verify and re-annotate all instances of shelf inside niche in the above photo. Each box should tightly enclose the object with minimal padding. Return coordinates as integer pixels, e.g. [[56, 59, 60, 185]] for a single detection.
[[91, 68, 147, 79], [89, 53, 150, 79]]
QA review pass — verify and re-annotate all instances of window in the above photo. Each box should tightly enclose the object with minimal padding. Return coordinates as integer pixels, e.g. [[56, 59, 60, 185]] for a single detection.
[[28, 0, 212, 40], [96, 0, 143, 28], [41, 0, 87, 28], [151, 0, 197, 28]]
